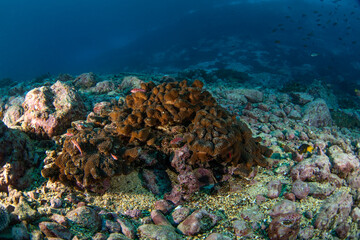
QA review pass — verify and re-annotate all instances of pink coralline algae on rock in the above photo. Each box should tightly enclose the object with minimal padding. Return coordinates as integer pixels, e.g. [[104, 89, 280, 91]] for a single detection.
[[290, 154, 331, 182], [177, 209, 220, 236], [2, 105, 23, 127], [314, 190, 353, 232], [92, 80, 117, 94], [0, 120, 36, 191], [21, 81, 86, 138], [301, 98, 332, 127], [267, 212, 302, 240], [73, 72, 98, 89], [291, 179, 310, 200]]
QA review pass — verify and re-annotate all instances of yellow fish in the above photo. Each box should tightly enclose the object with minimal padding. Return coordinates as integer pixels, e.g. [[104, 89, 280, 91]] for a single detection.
[[298, 144, 314, 154]]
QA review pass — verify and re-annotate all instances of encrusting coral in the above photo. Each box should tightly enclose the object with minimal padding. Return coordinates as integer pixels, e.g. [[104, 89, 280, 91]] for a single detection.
[[42, 80, 272, 199]]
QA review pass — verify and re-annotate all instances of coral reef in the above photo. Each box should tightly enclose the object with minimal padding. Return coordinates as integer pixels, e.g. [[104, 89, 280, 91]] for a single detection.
[[42, 80, 272, 196]]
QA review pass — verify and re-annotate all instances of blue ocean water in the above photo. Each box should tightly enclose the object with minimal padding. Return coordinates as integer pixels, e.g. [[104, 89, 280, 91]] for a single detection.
[[0, 0, 359, 90]]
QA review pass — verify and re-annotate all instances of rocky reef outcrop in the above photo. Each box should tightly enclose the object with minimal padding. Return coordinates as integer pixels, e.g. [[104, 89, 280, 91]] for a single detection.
[[42, 80, 272, 200]]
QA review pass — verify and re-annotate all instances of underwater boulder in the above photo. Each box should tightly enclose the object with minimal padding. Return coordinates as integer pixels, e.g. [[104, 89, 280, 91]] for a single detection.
[[301, 98, 332, 127], [21, 81, 86, 138], [0, 120, 36, 191]]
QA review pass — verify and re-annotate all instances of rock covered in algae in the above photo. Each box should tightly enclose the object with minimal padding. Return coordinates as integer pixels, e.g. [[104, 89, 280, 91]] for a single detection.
[[42, 80, 272, 197]]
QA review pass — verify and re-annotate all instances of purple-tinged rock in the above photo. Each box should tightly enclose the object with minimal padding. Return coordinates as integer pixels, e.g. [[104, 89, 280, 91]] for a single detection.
[[239, 205, 264, 223], [150, 210, 172, 226], [233, 219, 251, 237], [177, 209, 220, 236], [105, 219, 121, 233], [299, 131, 309, 141], [269, 200, 297, 218], [93, 80, 116, 94], [0, 120, 35, 191], [258, 103, 270, 112], [50, 198, 62, 208], [140, 168, 172, 196], [114, 216, 136, 239], [287, 109, 302, 120], [290, 155, 331, 182], [307, 182, 336, 199], [291, 180, 310, 200], [39, 221, 73, 240], [284, 193, 296, 201], [50, 214, 68, 227], [314, 190, 352, 230], [270, 130, 285, 140], [171, 206, 191, 225], [206, 233, 232, 240], [3, 105, 23, 127], [256, 194, 267, 204], [21, 81, 86, 138], [335, 222, 350, 239], [301, 98, 332, 127], [74, 72, 97, 88], [119, 76, 143, 90], [92, 232, 107, 240], [351, 207, 360, 223], [107, 233, 131, 240], [154, 199, 174, 215], [93, 101, 111, 115], [298, 226, 315, 240], [267, 213, 302, 240], [123, 209, 142, 219], [328, 145, 359, 178], [348, 169, 360, 189], [240, 89, 264, 103], [138, 224, 182, 240], [285, 130, 296, 140], [65, 206, 101, 231], [267, 180, 282, 199]]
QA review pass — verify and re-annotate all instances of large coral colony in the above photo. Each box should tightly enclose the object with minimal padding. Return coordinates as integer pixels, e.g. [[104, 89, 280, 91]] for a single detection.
[[2, 71, 360, 239]]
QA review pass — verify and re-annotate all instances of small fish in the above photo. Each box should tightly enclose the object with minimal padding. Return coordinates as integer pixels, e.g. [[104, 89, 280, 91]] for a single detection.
[[310, 52, 319, 57], [66, 132, 74, 137], [170, 137, 184, 145], [355, 89, 360, 97], [274, 40, 281, 44], [131, 88, 146, 93], [111, 153, 118, 160], [298, 144, 314, 154], [71, 139, 83, 155]]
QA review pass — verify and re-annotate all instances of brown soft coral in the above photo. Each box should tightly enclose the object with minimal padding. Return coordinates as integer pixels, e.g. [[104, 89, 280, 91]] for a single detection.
[[42, 80, 272, 194]]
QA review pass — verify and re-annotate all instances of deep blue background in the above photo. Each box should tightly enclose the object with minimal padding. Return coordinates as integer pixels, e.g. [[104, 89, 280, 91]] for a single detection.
[[0, 0, 359, 84]]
